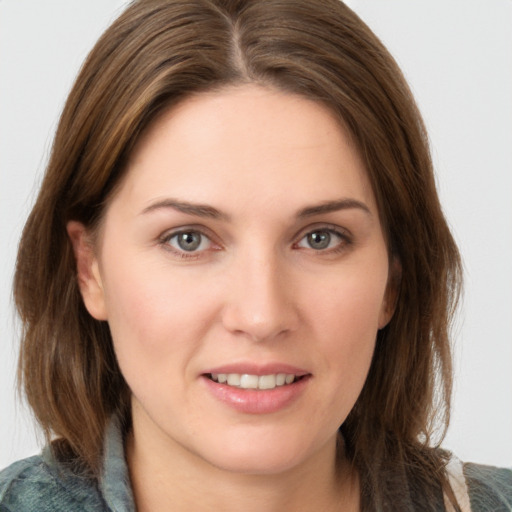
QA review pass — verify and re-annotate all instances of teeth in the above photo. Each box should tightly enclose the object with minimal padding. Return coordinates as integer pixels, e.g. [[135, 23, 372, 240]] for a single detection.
[[240, 374, 259, 389], [276, 373, 286, 386], [227, 374, 241, 386], [258, 374, 276, 390], [210, 373, 298, 390]]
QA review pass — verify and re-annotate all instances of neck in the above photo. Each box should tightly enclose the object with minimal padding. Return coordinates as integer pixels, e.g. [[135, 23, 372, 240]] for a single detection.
[[126, 419, 359, 512]]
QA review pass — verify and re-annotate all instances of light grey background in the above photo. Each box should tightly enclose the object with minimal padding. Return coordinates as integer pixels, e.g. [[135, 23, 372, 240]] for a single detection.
[[1, 0, 511, 468]]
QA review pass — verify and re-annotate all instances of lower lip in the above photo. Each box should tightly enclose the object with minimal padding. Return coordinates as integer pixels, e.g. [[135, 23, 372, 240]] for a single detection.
[[202, 376, 310, 414]]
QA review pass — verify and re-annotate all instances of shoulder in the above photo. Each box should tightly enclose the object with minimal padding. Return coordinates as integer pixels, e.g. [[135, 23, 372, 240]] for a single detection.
[[465, 462, 512, 512], [0, 451, 107, 512]]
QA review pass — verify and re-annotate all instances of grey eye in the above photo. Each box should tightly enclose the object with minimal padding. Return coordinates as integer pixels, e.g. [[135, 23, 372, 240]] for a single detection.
[[297, 229, 345, 251], [177, 232, 201, 251], [169, 231, 209, 252], [307, 231, 331, 250]]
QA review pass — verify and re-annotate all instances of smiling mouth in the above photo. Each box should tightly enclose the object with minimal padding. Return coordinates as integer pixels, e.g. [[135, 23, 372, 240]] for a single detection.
[[207, 373, 304, 390]]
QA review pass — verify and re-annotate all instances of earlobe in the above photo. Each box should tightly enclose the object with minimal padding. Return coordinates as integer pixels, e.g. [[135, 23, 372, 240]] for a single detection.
[[67, 221, 108, 321], [378, 256, 402, 329]]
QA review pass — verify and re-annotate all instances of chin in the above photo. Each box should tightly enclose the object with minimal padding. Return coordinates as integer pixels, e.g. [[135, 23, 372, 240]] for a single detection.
[[206, 450, 305, 476], [194, 430, 324, 476]]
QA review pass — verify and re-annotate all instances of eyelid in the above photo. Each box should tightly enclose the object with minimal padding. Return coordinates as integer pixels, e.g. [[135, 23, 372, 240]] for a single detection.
[[158, 225, 222, 258], [156, 222, 353, 259], [293, 223, 352, 241], [292, 223, 353, 252]]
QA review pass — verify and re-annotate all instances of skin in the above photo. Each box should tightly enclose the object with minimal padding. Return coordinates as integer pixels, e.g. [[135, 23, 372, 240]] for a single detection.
[[68, 84, 398, 511]]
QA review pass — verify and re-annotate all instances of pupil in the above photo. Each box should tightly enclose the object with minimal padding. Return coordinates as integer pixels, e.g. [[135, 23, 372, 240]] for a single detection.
[[308, 231, 330, 250], [178, 232, 201, 251]]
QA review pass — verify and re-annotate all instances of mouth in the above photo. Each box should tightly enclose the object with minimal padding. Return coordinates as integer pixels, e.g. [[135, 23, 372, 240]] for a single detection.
[[207, 373, 305, 390], [202, 367, 311, 413]]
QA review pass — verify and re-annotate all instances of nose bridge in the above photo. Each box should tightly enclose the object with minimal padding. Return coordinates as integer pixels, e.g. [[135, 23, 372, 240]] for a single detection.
[[221, 242, 297, 341]]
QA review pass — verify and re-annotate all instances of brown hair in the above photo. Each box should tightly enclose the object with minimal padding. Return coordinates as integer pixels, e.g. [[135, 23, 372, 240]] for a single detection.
[[14, 0, 462, 509]]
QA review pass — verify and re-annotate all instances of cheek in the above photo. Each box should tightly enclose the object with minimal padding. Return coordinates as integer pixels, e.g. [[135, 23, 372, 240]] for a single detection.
[[101, 248, 203, 336], [98, 249, 224, 387], [99, 266, 198, 411], [312, 260, 389, 340], [307, 261, 388, 407]]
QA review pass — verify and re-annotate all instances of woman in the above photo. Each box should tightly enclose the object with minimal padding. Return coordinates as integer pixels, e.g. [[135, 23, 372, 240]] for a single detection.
[[0, 0, 510, 510]]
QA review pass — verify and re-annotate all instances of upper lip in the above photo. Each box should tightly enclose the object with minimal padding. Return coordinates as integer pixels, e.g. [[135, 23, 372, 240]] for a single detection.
[[202, 362, 310, 377]]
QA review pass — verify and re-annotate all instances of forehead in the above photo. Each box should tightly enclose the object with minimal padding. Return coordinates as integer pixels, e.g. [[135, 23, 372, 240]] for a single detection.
[[112, 84, 376, 218]]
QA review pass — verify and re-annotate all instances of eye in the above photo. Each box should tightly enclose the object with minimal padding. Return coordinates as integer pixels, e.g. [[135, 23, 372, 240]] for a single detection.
[[296, 228, 347, 251], [165, 230, 212, 253]]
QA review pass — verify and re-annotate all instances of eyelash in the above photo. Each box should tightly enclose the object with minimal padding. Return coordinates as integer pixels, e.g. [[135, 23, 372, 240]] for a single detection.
[[158, 225, 352, 260], [158, 228, 219, 260], [294, 226, 352, 255]]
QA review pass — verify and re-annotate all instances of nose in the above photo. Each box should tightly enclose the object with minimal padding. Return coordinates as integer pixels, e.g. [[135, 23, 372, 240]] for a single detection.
[[221, 250, 299, 342]]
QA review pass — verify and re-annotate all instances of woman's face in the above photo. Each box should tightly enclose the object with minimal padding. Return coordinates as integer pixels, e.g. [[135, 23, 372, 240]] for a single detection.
[[73, 85, 396, 475]]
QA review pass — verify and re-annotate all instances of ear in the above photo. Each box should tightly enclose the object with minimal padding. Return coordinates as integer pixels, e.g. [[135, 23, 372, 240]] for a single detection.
[[378, 256, 402, 329], [67, 221, 108, 321]]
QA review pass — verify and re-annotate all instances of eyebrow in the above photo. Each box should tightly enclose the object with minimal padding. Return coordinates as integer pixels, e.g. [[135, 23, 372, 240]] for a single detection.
[[297, 198, 372, 218], [141, 199, 229, 220], [141, 197, 371, 220]]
